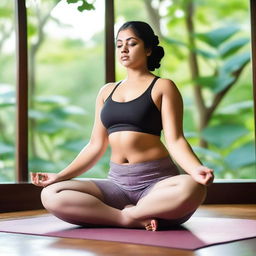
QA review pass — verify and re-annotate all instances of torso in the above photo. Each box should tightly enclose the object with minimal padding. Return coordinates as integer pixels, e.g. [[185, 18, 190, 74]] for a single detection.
[[109, 132, 169, 164], [101, 75, 169, 164]]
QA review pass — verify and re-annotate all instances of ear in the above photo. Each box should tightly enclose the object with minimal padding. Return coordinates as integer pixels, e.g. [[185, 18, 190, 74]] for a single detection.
[[146, 48, 152, 56]]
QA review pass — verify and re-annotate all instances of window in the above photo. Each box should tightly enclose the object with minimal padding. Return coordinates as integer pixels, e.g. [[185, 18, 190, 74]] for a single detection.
[[0, 0, 255, 213], [115, 0, 255, 180], [26, 0, 107, 179], [0, 0, 16, 182]]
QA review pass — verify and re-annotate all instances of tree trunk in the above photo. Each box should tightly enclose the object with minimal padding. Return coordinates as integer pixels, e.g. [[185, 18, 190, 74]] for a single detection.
[[28, 2, 58, 158], [184, 0, 208, 147]]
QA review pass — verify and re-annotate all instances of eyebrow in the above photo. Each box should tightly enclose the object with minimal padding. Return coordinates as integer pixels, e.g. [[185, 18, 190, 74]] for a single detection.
[[116, 37, 138, 43]]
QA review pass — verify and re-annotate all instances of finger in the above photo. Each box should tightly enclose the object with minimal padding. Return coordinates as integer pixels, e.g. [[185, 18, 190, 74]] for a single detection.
[[31, 173, 38, 184], [30, 172, 37, 180], [30, 173, 34, 182], [205, 173, 214, 185]]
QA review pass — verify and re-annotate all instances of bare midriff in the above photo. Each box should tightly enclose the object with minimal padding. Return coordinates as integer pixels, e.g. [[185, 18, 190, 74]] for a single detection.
[[109, 131, 169, 164]]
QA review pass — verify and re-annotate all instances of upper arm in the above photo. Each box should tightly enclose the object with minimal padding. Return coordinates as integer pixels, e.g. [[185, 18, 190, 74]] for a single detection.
[[160, 79, 184, 143], [89, 84, 113, 150]]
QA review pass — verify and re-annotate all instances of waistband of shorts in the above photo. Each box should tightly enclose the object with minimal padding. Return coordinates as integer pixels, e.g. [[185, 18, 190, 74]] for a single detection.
[[109, 156, 176, 172], [108, 156, 179, 191]]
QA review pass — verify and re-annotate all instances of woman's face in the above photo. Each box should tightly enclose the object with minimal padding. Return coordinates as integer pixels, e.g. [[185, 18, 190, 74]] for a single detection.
[[116, 28, 151, 70]]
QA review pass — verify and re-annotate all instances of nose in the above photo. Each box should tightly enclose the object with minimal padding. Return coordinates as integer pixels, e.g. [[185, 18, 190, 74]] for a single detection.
[[121, 44, 128, 53]]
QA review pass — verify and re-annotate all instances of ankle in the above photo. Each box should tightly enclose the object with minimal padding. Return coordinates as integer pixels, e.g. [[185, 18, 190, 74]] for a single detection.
[[120, 208, 139, 228]]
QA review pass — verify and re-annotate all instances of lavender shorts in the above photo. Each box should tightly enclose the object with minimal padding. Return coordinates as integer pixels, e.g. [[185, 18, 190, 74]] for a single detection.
[[92, 157, 180, 210]]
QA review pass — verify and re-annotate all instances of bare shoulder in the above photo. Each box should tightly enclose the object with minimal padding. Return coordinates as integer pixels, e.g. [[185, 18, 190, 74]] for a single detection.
[[98, 82, 117, 101], [156, 78, 182, 98]]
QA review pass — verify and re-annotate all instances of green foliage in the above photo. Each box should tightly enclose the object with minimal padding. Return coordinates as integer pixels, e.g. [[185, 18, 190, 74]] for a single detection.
[[225, 142, 255, 169], [201, 124, 249, 148], [0, 0, 255, 181], [195, 75, 236, 93], [222, 51, 250, 74], [66, 0, 95, 12], [219, 38, 250, 58], [194, 25, 250, 93], [195, 26, 240, 48], [163, 0, 254, 178], [0, 84, 15, 108], [0, 142, 14, 156]]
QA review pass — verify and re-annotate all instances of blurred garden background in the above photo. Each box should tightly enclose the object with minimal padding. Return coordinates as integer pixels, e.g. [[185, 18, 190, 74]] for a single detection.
[[0, 0, 255, 182]]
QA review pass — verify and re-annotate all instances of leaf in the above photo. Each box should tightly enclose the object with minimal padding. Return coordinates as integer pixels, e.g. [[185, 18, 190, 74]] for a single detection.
[[62, 105, 86, 115], [78, 1, 95, 12], [184, 131, 198, 138], [36, 120, 81, 134], [50, 105, 87, 119], [222, 51, 251, 74], [225, 142, 256, 169], [58, 139, 88, 152], [0, 84, 16, 107], [217, 101, 254, 115], [0, 142, 14, 155], [66, 0, 95, 12], [192, 146, 222, 160], [29, 157, 57, 172], [195, 74, 236, 93], [201, 124, 249, 148], [164, 37, 187, 47], [35, 95, 69, 105], [219, 38, 250, 58], [195, 26, 240, 48], [194, 48, 216, 59], [0, 99, 15, 108], [29, 109, 49, 120]]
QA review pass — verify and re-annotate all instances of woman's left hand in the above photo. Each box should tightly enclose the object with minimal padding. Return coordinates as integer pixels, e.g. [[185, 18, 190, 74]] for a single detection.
[[190, 166, 214, 186]]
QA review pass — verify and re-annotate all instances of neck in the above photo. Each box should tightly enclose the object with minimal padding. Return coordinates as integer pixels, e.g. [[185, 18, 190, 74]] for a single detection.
[[126, 67, 152, 82]]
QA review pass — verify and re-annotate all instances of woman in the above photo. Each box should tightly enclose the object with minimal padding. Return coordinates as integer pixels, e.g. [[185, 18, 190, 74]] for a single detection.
[[31, 21, 214, 231]]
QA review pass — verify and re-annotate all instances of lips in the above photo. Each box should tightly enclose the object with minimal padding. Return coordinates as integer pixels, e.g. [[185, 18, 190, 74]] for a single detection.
[[121, 55, 129, 61]]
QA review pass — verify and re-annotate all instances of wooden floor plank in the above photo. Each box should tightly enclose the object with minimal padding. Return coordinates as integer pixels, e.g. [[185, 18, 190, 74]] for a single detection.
[[0, 205, 255, 256]]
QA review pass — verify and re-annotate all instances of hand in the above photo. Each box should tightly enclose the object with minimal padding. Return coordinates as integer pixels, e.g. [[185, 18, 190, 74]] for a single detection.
[[30, 172, 59, 187], [190, 166, 214, 186]]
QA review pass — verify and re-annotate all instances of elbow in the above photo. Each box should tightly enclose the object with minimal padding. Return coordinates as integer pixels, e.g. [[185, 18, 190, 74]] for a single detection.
[[166, 134, 186, 145], [89, 135, 108, 156], [166, 134, 188, 151]]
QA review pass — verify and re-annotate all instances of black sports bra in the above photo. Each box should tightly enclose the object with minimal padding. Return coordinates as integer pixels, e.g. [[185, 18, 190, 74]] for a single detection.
[[100, 77, 162, 136]]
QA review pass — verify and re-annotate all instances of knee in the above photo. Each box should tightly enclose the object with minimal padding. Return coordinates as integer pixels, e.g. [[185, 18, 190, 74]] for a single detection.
[[179, 175, 207, 205], [41, 184, 60, 212]]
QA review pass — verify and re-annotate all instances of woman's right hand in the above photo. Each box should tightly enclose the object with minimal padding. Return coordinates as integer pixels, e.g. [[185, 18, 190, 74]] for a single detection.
[[30, 172, 60, 187]]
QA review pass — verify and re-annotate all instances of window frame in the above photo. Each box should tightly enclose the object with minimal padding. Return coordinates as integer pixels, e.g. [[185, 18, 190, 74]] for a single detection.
[[0, 0, 255, 213]]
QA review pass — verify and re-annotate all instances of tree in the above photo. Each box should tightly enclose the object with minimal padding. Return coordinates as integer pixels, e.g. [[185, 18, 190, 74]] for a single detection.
[[143, 0, 250, 147]]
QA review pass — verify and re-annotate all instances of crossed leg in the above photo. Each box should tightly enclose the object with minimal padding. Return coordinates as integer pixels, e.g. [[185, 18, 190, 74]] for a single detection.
[[41, 175, 206, 231], [122, 174, 207, 229], [40, 180, 152, 228]]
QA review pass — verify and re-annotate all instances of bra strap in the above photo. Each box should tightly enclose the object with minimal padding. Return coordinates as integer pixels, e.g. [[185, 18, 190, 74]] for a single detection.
[[105, 81, 122, 101], [110, 81, 122, 96], [147, 76, 160, 93]]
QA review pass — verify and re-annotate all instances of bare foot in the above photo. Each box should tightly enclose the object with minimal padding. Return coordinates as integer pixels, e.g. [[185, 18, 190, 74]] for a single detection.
[[145, 219, 158, 232], [121, 207, 158, 231]]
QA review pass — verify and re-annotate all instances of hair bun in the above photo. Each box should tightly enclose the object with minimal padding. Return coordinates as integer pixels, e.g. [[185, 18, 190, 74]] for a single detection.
[[148, 45, 164, 71], [153, 35, 159, 46]]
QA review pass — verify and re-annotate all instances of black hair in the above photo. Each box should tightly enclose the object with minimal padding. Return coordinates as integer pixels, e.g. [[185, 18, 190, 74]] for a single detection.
[[117, 21, 165, 71]]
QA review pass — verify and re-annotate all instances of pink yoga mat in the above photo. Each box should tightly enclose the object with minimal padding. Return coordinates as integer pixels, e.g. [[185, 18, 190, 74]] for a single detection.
[[0, 215, 256, 250]]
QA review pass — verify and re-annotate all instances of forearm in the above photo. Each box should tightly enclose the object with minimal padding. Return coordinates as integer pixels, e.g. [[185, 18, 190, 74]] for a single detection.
[[57, 140, 108, 181], [167, 136, 203, 175]]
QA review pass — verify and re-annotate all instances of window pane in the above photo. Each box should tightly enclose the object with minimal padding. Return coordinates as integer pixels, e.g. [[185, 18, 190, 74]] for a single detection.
[[0, 0, 16, 182], [115, 0, 255, 179], [27, 0, 107, 178]]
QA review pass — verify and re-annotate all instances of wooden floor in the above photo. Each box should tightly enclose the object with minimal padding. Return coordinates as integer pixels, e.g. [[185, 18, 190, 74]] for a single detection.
[[0, 205, 255, 256]]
